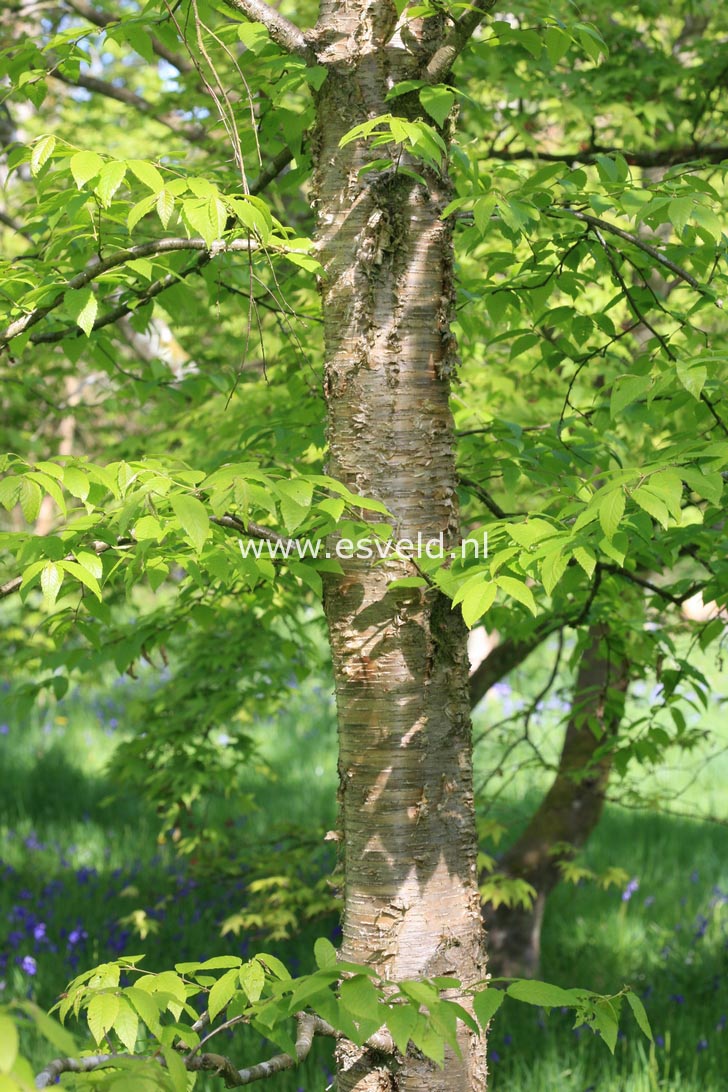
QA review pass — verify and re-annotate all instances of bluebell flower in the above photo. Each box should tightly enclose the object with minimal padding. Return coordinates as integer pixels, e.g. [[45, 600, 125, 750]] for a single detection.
[[622, 878, 639, 902], [656, 1035, 665, 1048], [0, 724, 8, 735], [20, 955, 37, 975], [489, 1050, 501, 1063], [697, 1038, 708, 1052]]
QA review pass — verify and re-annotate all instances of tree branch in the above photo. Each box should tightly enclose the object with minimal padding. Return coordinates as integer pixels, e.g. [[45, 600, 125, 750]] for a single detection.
[[65, 0, 196, 75], [469, 624, 560, 709], [424, 0, 499, 84], [1, 238, 260, 351], [489, 143, 728, 168], [50, 71, 207, 144], [220, 0, 315, 62], [35, 1012, 395, 1089], [557, 210, 702, 292]]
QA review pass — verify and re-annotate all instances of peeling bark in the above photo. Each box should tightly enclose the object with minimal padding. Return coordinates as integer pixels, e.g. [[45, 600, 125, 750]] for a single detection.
[[313, 4, 487, 1088]]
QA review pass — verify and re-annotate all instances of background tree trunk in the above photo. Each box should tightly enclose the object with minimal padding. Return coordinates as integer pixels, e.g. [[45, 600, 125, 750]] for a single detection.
[[484, 624, 629, 977], [313, 5, 487, 1089]]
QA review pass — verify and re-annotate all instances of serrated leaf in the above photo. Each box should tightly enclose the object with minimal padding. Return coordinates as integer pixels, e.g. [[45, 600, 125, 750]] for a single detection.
[[668, 197, 692, 235], [95, 161, 127, 207], [314, 937, 338, 970], [592, 999, 618, 1052], [128, 159, 164, 192], [40, 562, 63, 607], [239, 961, 265, 1003], [385, 1002, 418, 1054], [64, 466, 90, 500], [31, 134, 56, 175], [0, 1015, 18, 1073], [208, 969, 239, 1023], [76, 550, 103, 579], [171, 494, 210, 553], [573, 545, 596, 578], [676, 360, 706, 400], [19, 477, 42, 523], [64, 287, 98, 337], [419, 85, 455, 128], [70, 150, 104, 188], [60, 560, 102, 599], [156, 189, 175, 228], [87, 993, 120, 1045], [626, 990, 653, 1042], [461, 579, 497, 628], [543, 26, 571, 64], [124, 987, 163, 1036], [127, 193, 157, 232], [632, 487, 669, 528], [495, 575, 537, 615], [507, 979, 576, 1007], [599, 489, 625, 539], [472, 988, 504, 1029], [541, 550, 568, 596], [162, 1046, 188, 1092], [610, 373, 652, 417], [113, 998, 139, 1053]]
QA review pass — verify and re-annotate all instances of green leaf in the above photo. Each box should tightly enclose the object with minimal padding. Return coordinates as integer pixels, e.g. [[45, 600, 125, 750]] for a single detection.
[[87, 992, 120, 1045], [573, 546, 596, 578], [0, 1015, 18, 1073], [171, 495, 210, 553], [676, 360, 706, 400], [626, 990, 653, 1042], [668, 197, 692, 235], [543, 26, 571, 64], [124, 988, 162, 1036], [162, 1046, 188, 1092], [419, 86, 455, 128], [507, 979, 576, 1007], [19, 477, 42, 523], [64, 287, 98, 337], [95, 161, 127, 207], [239, 960, 265, 1003], [208, 968, 240, 1023], [340, 975, 381, 1022], [610, 373, 652, 417], [592, 999, 619, 1053], [113, 998, 139, 1053], [60, 560, 102, 599], [64, 466, 90, 500], [156, 189, 175, 228], [495, 576, 537, 615], [314, 937, 338, 970], [30, 134, 56, 175], [461, 578, 497, 628], [599, 489, 625, 540], [541, 550, 568, 596], [386, 1002, 418, 1054], [472, 988, 505, 1029], [70, 149, 104, 188], [128, 159, 165, 193], [632, 487, 669, 528], [40, 562, 63, 607]]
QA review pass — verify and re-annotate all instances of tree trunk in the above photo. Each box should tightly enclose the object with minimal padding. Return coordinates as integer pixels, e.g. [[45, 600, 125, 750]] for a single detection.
[[313, 6, 487, 1090], [484, 624, 629, 977]]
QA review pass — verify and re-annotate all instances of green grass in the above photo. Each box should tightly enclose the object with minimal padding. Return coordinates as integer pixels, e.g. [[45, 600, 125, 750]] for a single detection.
[[1, 647, 727, 1090]]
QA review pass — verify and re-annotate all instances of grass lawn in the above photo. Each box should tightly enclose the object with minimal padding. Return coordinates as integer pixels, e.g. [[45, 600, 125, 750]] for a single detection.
[[0, 642, 726, 1090]]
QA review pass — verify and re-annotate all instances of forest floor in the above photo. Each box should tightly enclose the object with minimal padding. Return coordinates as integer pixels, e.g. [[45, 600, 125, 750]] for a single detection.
[[1, 640, 726, 1090]]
